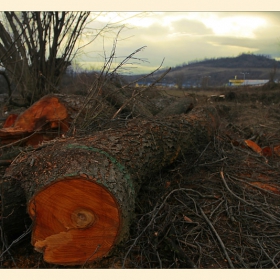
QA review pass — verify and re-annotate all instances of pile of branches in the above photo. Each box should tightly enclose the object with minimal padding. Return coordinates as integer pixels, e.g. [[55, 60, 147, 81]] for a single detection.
[[109, 101, 280, 269], [1, 92, 280, 269]]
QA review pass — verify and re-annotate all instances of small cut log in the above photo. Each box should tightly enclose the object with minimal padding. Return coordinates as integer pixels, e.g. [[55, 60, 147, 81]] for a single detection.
[[0, 93, 116, 146]]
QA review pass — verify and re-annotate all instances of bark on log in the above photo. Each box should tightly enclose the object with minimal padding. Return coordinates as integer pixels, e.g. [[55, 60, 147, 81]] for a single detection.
[[2, 107, 219, 265], [103, 84, 153, 118], [133, 89, 177, 116], [156, 97, 194, 117], [0, 93, 116, 146], [0, 95, 69, 147]]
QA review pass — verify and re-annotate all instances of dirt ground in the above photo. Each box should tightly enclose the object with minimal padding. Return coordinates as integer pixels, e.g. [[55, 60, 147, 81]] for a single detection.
[[1, 86, 280, 268]]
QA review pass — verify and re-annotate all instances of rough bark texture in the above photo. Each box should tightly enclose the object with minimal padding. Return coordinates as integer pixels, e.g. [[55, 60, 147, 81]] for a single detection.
[[156, 97, 194, 117], [103, 84, 153, 118], [2, 106, 219, 265], [0, 93, 116, 146]]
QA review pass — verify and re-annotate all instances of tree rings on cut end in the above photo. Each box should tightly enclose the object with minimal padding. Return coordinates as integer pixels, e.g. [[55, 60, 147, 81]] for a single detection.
[[28, 177, 121, 265], [71, 208, 96, 229]]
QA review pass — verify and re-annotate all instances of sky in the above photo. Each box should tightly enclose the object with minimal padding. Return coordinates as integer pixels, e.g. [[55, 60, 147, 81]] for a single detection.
[[74, 11, 280, 74]]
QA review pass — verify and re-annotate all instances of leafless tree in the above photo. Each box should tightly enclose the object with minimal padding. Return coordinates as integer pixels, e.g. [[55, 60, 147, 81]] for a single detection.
[[0, 12, 91, 105], [174, 72, 185, 89]]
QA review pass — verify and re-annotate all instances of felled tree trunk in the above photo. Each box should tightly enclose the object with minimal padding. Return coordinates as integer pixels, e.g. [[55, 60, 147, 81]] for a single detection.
[[0, 95, 69, 145], [103, 84, 153, 118], [2, 107, 219, 265], [156, 97, 194, 117], [0, 93, 116, 146]]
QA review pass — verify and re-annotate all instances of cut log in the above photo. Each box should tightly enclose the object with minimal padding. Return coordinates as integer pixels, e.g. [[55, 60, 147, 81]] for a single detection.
[[3, 114, 18, 128], [2, 106, 219, 265], [156, 97, 194, 117], [0, 91, 188, 148], [0, 95, 69, 146], [0, 93, 116, 146], [134, 89, 177, 116], [103, 84, 153, 118]]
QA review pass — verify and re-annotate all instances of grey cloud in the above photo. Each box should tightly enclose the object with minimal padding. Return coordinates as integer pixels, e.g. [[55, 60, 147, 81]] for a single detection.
[[79, 12, 280, 73], [169, 18, 213, 35]]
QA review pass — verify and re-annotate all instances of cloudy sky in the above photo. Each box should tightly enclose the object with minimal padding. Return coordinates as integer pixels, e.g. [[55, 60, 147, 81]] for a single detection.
[[74, 11, 280, 74]]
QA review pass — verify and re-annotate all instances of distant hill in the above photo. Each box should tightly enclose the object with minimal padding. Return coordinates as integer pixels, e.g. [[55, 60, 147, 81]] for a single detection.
[[124, 53, 280, 87], [186, 53, 280, 69]]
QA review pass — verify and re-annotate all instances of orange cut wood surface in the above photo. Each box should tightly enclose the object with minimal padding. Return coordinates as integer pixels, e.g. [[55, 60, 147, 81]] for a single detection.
[[250, 181, 280, 195], [0, 95, 69, 146], [28, 177, 120, 265], [3, 114, 18, 128], [244, 139, 262, 154], [9, 95, 68, 132]]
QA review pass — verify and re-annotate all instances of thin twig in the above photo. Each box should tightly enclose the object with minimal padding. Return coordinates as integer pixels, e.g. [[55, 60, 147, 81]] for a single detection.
[[257, 239, 278, 268], [112, 66, 171, 119], [0, 223, 33, 259], [230, 175, 280, 197], [199, 205, 235, 268], [122, 187, 188, 268], [220, 171, 280, 223]]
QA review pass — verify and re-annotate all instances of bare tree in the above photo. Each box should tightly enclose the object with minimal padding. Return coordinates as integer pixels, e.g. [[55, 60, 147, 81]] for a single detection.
[[0, 12, 91, 105], [174, 71, 185, 89]]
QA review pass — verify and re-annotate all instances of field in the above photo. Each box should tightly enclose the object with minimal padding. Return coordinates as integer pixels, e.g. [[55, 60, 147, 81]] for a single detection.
[[1, 85, 280, 268]]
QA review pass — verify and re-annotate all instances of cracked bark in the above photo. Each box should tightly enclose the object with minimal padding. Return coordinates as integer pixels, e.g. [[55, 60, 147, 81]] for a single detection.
[[1, 106, 219, 265]]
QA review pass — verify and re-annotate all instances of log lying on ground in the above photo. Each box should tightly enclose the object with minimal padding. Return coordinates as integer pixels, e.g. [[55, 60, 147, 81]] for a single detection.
[[0, 94, 69, 144], [0, 91, 192, 148], [132, 88, 177, 116], [0, 93, 116, 146], [103, 84, 153, 118], [156, 97, 194, 117], [2, 107, 219, 265]]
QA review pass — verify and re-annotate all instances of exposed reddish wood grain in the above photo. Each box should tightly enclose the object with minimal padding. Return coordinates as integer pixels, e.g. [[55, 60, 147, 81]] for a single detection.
[[250, 181, 280, 195], [3, 114, 18, 128], [28, 177, 120, 265], [0, 95, 69, 146], [244, 139, 262, 154]]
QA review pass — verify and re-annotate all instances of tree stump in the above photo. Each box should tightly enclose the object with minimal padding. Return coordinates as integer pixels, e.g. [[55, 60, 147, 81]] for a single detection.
[[2, 106, 219, 265]]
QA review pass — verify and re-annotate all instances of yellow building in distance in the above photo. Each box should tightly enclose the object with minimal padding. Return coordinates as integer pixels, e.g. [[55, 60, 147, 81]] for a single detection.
[[228, 78, 269, 86], [228, 79, 245, 86]]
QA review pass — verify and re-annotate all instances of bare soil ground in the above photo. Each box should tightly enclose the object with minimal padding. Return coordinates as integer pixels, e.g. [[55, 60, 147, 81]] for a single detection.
[[1, 86, 280, 268]]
